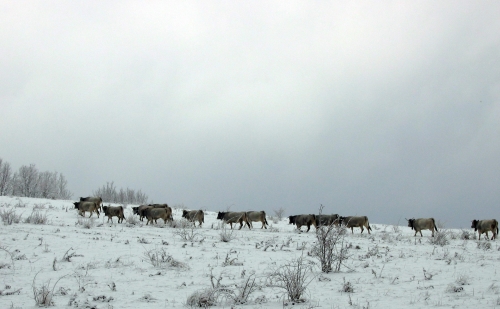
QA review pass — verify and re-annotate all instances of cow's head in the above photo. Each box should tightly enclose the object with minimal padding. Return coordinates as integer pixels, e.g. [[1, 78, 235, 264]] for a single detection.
[[182, 210, 188, 218], [102, 206, 109, 212], [132, 207, 139, 215], [73, 202, 80, 208], [216, 212, 226, 220], [406, 218, 415, 230], [339, 216, 346, 225], [288, 215, 296, 224], [471, 219, 478, 230]]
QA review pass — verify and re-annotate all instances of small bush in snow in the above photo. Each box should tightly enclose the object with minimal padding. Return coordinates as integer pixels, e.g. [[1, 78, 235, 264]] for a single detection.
[[76, 217, 95, 229], [32, 272, 67, 307], [428, 230, 449, 246], [460, 229, 476, 240], [341, 277, 354, 293], [269, 254, 315, 302], [173, 219, 204, 242], [0, 209, 22, 225], [311, 220, 348, 273], [143, 247, 188, 269], [24, 210, 48, 225], [219, 225, 236, 242]]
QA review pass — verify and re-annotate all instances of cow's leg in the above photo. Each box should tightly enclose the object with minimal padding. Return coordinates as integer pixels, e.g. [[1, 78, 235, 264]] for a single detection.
[[351, 227, 354, 234], [420, 231, 424, 237], [367, 225, 371, 234], [360, 226, 364, 234], [306, 224, 310, 232]]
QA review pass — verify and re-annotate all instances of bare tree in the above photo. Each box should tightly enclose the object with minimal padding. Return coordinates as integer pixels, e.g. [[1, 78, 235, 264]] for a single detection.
[[37, 171, 56, 199], [0, 158, 13, 196], [273, 207, 286, 221], [16, 164, 39, 197], [56, 173, 72, 199], [93, 181, 149, 204]]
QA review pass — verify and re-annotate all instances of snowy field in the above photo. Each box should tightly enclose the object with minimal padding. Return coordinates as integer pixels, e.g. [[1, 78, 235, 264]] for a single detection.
[[0, 196, 499, 309]]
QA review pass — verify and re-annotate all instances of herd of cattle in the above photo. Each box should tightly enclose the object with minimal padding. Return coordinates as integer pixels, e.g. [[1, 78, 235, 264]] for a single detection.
[[73, 197, 499, 240]]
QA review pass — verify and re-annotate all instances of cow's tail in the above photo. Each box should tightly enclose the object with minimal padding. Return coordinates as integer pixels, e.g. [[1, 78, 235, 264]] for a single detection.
[[262, 211, 269, 226], [432, 218, 438, 232]]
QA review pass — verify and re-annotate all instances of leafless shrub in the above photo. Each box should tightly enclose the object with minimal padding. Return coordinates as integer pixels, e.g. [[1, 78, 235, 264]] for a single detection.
[[0, 209, 22, 225], [76, 217, 95, 229], [477, 241, 492, 250], [143, 247, 188, 269], [219, 225, 236, 242], [61, 248, 82, 262], [273, 207, 286, 221], [173, 219, 204, 242], [24, 210, 49, 225], [230, 274, 259, 304], [222, 250, 243, 267], [186, 270, 232, 307], [340, 277, 354, 293], [460, 229, 476, 240], [428, 230, 449, 246], [311, 218, 349, 273], [268, 254, 315, 302], [73, 264, 95, 292], [32, 271, 67, 307]]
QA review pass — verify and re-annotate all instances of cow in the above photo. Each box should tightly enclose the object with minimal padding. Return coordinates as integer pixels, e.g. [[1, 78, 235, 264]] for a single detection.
[[102, 205, 125, 223], [182, 210, 205, 227], [73, 201, 100, 218], [132, 205, 152, 221], [471, 219, 499, 240], [80, 197, 103, 211], [406, 218, 438, 237], [288, 214, 317, 232], [144, 207, 173, 225], [246, 211, 269, 229], [216, 212, 250, 230], [340, 216, 372, 234], [316, 214, 340, 227], [148, 203, 170, 209]]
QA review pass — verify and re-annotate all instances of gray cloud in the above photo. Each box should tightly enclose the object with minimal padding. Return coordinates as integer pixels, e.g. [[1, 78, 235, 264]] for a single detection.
[[1, 1, 499, 227]]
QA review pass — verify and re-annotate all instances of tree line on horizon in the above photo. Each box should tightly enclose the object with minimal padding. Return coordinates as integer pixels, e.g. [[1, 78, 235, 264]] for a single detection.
[[0, 158, 72, 199], [0, 158, 149, 205]]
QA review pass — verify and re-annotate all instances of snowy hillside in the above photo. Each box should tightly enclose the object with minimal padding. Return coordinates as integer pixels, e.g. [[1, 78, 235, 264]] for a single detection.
[[0, 196, 499, 309]]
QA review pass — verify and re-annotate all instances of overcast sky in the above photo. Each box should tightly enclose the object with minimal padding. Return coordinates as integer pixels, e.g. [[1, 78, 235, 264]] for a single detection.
[[1, 1, 499, 228]]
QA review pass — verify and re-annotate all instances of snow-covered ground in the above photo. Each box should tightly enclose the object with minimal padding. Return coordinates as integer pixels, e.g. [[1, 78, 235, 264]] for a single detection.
[[0, 196, 499, 309]]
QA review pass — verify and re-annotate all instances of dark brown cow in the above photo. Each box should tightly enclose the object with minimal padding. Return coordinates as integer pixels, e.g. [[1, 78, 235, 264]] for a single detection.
[[288, 214, 317, 232], [80, 197, 103, 211], [246, 211, 268, 229], [217, 212, 250, 230], [132, 205, 152, 221], [471, 219, 499, 240], [182, 210, 205, 227], [102, 205, 125, 223], [406, 218, 438, 237], [340, 216, 372, 234], [74, 201, 100, 218], [316, 214, 340, 227], [144, 207, 173, 225]]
